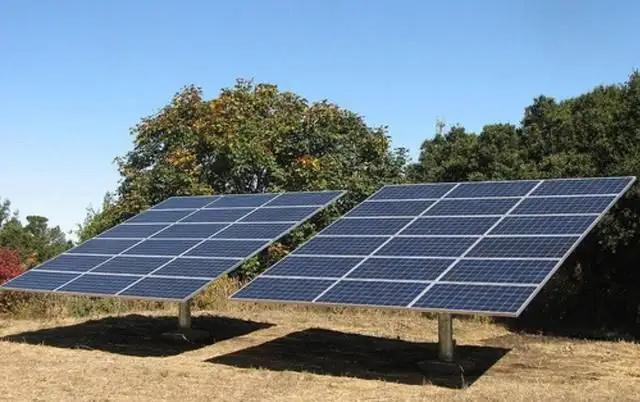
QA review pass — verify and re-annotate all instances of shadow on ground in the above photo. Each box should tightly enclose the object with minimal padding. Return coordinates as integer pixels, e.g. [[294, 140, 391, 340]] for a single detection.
[[207, 328, 510, 388], [1, 313, 272, 357]]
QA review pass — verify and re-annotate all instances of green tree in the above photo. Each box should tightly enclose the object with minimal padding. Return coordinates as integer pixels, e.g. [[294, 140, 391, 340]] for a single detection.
[[410, 71, 640, 335], [79, 79, 409, 276]]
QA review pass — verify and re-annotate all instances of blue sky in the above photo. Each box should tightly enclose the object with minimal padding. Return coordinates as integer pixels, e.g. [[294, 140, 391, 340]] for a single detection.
[[1, 0, 638, 237]]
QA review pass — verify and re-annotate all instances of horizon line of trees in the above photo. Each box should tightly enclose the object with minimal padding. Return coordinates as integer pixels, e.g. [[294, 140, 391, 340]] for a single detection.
[[2, 70, 640, 336]]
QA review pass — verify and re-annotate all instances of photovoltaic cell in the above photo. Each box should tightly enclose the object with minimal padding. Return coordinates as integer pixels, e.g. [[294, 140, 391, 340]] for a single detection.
[[151, 196, 219, 209], [512, 196, 614, 215], [490, 215, 596, 235], [265, 256, 362, 278], [151, 223, 228, 239], [317, 280, 427, 307], [32, 254, 110, 272], [532, 177, 632, 196], [322, 218, 412, 236], [446, 181, 538, 198], [91, 256, 171, 275], [467, 236, 578, 259], [347, 257, 453, 281], [369, 183, 455, 200], [98, 224, 167, 238], [153, 258, 239, 279], [375, 237, 477, 257], [413, 283, 537, 314], [400, 216, 499, 236], [232, 176, 635, 317], [58, 274, 140, 295], [345, 201, 434, 217], [1, 190, 345, 302], [424, 198, 518, 216], [232, 277, 335, 302], [294, 236, 388, 256]]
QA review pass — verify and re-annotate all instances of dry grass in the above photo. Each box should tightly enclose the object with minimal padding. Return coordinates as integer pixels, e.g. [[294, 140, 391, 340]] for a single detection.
[[1, 301, 640, 402]]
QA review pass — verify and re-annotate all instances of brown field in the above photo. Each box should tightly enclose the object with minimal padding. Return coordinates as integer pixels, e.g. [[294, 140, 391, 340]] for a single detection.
[[1, 303, 639, 402]]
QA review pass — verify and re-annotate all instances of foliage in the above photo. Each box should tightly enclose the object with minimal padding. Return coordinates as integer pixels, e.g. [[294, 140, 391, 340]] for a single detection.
[[410, 71, 640, 334], [0, 248, 22, 285], [78, 79, 409, 277]]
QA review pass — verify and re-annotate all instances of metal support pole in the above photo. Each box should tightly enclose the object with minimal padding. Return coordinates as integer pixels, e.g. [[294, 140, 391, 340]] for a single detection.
[[178, 300, 191, 330], [438, 313, 454, 362]]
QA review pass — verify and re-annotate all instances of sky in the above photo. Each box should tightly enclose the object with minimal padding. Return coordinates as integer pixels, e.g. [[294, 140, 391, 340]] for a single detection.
[[1, 0, 639, 238]]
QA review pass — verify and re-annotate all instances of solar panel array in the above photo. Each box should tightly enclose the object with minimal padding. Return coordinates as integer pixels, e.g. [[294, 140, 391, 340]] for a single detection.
[[1, 191, 345, 301], [231, 177, 635, 317]]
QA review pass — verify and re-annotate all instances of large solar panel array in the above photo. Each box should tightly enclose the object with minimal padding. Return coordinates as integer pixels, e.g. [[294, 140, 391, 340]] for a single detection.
[[231, 177, 635, 317], [1, 191, 345, 301]]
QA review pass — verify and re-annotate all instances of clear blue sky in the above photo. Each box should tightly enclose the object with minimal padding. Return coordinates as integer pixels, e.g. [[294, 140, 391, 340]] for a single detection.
[[1, 0, 638, 237]]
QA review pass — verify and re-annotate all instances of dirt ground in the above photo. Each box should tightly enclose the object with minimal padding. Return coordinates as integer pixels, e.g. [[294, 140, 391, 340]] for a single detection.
[[0, 306, 639, 402]]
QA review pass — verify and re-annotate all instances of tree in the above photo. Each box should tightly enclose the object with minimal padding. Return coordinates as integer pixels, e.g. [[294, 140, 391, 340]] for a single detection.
[[410, 71, 640, 334], [79, 79, 409, 276], [0, 248, 22, 284]]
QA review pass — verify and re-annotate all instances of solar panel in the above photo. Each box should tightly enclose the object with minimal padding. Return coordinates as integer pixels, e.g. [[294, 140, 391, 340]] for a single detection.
[[231, 177, 635, 317], [1, 191, 345, 302]]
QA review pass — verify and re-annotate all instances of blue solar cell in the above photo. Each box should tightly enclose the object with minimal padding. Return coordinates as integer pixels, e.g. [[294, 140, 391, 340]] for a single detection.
[[97, 224, 167, 238], [490, 215, 597, 235], [532, 177, 633, 196], [322, 218, 412, 236], [442, 259, 556, 283], [264, 256, 363, 278], [512, 196, 614, 215], [67, 239, 140, 255], [467, 236, 577, 258], [123, 239, 200, 256], [91, 256, 171, 275], [151, 223, 227, 239], [413, 283, 536, 314], [2, 270, 78, 291], [58, 274, 141, 295], [345, 201, 434, 217], [213, 223, 294, 239], [182, 208, 254, 223], [424, 199, 518, 216], [185, 239, 268, 258], [267, 191, 343, 206], [232, 277, 335, 301], [293, 236, 388, 256], [32, 254, 110, 272], [151, 196, 219, 209], [317, 280, 428, 307], [347, 257, 453, 281], [240, 207, 318, 222], [369, 184, 456, 200], [400, 216, 500, 236], [446, 181, 539, 198], [127, 210, 193, 223], [375, 237, 477, 257], [119, 277, 211, 300], [212, 194, 278, 208], [152, 257, 239, 278]]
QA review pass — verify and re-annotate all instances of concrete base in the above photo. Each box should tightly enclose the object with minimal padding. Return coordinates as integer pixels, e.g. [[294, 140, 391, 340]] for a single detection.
[[160, 329, 211, 343], [417, 359, 476, 376]]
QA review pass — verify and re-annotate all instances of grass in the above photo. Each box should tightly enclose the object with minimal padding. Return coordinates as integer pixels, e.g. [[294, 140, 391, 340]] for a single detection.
[[0, 279, 639, 401]]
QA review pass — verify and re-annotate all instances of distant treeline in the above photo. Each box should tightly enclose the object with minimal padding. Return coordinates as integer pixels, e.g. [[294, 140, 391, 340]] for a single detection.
[[3, 72, 640, 336]]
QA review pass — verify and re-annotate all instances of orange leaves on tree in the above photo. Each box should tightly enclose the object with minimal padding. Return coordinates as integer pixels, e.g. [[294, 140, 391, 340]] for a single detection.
[[0, 248, 23, 284], [296, 155, 320, 171]]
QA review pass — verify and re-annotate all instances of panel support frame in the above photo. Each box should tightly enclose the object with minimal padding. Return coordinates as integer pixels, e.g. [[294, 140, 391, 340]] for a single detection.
[[438, 313, 455, 361], [178, 300, 192, 329]]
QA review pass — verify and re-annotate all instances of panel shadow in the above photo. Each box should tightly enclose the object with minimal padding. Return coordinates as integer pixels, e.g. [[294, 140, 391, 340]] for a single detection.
[[207, 328, 509, 388], [1, 313, 272, 357]]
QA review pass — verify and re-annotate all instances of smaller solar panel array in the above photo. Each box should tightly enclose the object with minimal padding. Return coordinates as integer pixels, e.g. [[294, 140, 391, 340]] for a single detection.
[[1, 191, 344, 301], [231, 177, 635, 317]]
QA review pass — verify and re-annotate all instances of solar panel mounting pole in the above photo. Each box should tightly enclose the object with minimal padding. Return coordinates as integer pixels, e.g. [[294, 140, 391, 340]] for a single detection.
[[438, 313, 454, 362], [178, 300, 191, 330]]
